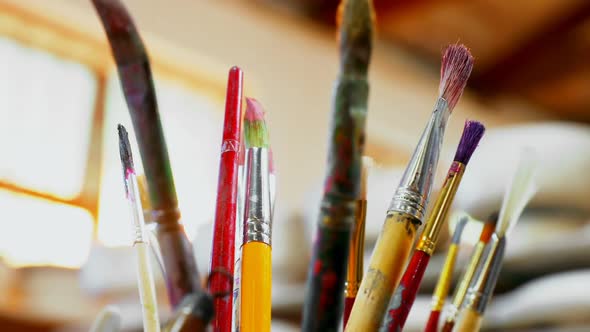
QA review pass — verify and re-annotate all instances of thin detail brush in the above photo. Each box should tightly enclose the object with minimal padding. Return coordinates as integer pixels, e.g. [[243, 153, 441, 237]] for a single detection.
[[302, 0, 374, 330], [424, 215, 468, 332], [232, 135, 246, 332], [209, 66, 243, 332], [346, 44, 474, 332], [379, 120, 485, 332], [91, 0, 212, 317], [240, 98, 272, 332], [118, 125, 161, 332], [89, 306, 122, 332], [455, 149, 538, 332], [344, 156, 372, 327], [440, 213, 498, 332]]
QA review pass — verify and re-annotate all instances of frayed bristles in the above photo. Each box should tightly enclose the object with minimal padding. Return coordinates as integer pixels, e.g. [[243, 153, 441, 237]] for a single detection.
[[244, 97, 269, 148], [496, 149, 538, 237], [117, 124, 134, 176], [451, 216, 469, 244], [453, 120, 485, 164], [360, 156, 374, 199], [439, 44, 474, 111]]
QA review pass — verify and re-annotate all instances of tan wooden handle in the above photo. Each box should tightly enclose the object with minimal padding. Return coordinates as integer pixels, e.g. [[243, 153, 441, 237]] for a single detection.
[[453, 308, 482, 332], [344, 212, 419, 331]]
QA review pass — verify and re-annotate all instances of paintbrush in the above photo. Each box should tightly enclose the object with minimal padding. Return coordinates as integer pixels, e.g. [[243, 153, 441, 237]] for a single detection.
[[343, 156, 372, 327], [91, 0, 213, 318], [454, 149, 538, 332], [209, 66, 244, 332], [423, 215, 469, 332], [118, 125, 161, 332], [301, 0, 374, 330], [240, 98, 273, 332], [379, 120, 485, 332], [440, 213, 498, 332], [163, 293, 215, 332], [346, 44, 474, 332], [89, 305, 122, 332], [232, 136, 246, 332]]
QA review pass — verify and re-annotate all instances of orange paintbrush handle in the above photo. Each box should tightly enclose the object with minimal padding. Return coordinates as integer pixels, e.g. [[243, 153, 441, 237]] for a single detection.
[[345, 212, 420, 331]]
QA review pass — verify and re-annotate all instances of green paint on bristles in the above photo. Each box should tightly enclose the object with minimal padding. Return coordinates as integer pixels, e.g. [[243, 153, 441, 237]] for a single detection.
[[244, 98, 269, 148], [244, 120, 269, 148]]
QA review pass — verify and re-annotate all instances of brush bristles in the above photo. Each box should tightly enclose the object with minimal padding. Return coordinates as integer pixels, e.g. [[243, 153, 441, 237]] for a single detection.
[[496, 149, 538, 237], [439, 44, 474, 111], [453, 120, 485, 164], [451, 216, 469, 244], [117, 124, 134, 176], [360, 156, 373, 199], [244, 98, 269, 148]]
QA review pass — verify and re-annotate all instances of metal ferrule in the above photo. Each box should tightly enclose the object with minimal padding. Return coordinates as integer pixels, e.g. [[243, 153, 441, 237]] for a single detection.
[[417, 162, 465, 255], [345, 199, 367, 296], [388, 97, 450, 220], [463, 235, 505, 314], [451, 241, 486, 311], [243, 147, 272, 245]]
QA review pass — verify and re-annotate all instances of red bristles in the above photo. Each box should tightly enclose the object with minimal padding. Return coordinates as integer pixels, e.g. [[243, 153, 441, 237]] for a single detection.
[[209, 66, 243, 332], [453, 120, 485, 165], [439, 44, 474, 111]]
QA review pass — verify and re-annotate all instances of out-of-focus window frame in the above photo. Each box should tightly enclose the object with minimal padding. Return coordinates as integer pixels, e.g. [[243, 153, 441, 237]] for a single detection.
[[0, 2, 226, 233]]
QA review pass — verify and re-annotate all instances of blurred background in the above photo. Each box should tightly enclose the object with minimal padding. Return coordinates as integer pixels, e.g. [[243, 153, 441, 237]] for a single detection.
[[0, 0, 588, 331]]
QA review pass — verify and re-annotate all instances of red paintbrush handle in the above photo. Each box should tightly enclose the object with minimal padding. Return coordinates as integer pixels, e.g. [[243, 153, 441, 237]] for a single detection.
[[209, 66, 243, 332], [343, 296, 355, 328], [440, 320, 454, 332], [424, 310, 441, 332], [380, 250, 431, 332]]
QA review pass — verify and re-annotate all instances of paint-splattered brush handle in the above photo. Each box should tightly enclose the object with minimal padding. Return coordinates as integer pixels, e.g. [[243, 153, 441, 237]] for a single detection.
[[302, 201, 355, 332], [302, 77, 368, 331], [380, 250, 431, 332], [345, 212, 420, 331]]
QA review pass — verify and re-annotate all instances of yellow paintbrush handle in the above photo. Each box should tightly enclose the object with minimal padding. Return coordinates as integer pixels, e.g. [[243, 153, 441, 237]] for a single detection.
[[454, 307, 482, 332], [345, 212, 420, 332], [240, 242, 271, 332], [431, 243, 459, 311]]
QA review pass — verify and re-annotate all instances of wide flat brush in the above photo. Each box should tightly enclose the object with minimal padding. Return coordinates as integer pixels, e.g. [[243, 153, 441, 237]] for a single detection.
[[91, 0, 212, 317], [440, 214, 498, 332], [209, 66, 243, 332], [379, 120, 485, 332], [424, 215, 468, 332], [301, 0, 374, 330], [343, 156, 372, 327], [346, 44, 474, 332], [454, 149, 538, 332], [118, 125, 161, 332], [240, 98, 272, 332]]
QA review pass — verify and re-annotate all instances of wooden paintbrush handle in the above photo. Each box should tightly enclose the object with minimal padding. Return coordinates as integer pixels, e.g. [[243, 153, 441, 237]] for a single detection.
[[454, 308, 482, 332], [441, 320, 454, 332], [343, 296, 355, 328], [302, 222, 352, 332], [424, 310, 441, 332], [240, 242, 272, 332], [380, 250, 430, 331], [345, 212, 420, 332]]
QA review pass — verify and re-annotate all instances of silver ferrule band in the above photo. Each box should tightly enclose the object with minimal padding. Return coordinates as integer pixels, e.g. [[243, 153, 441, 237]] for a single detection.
[[464, 234, 504, 313], [243, 147, 272, 245], [388, 97, 449, 219]]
